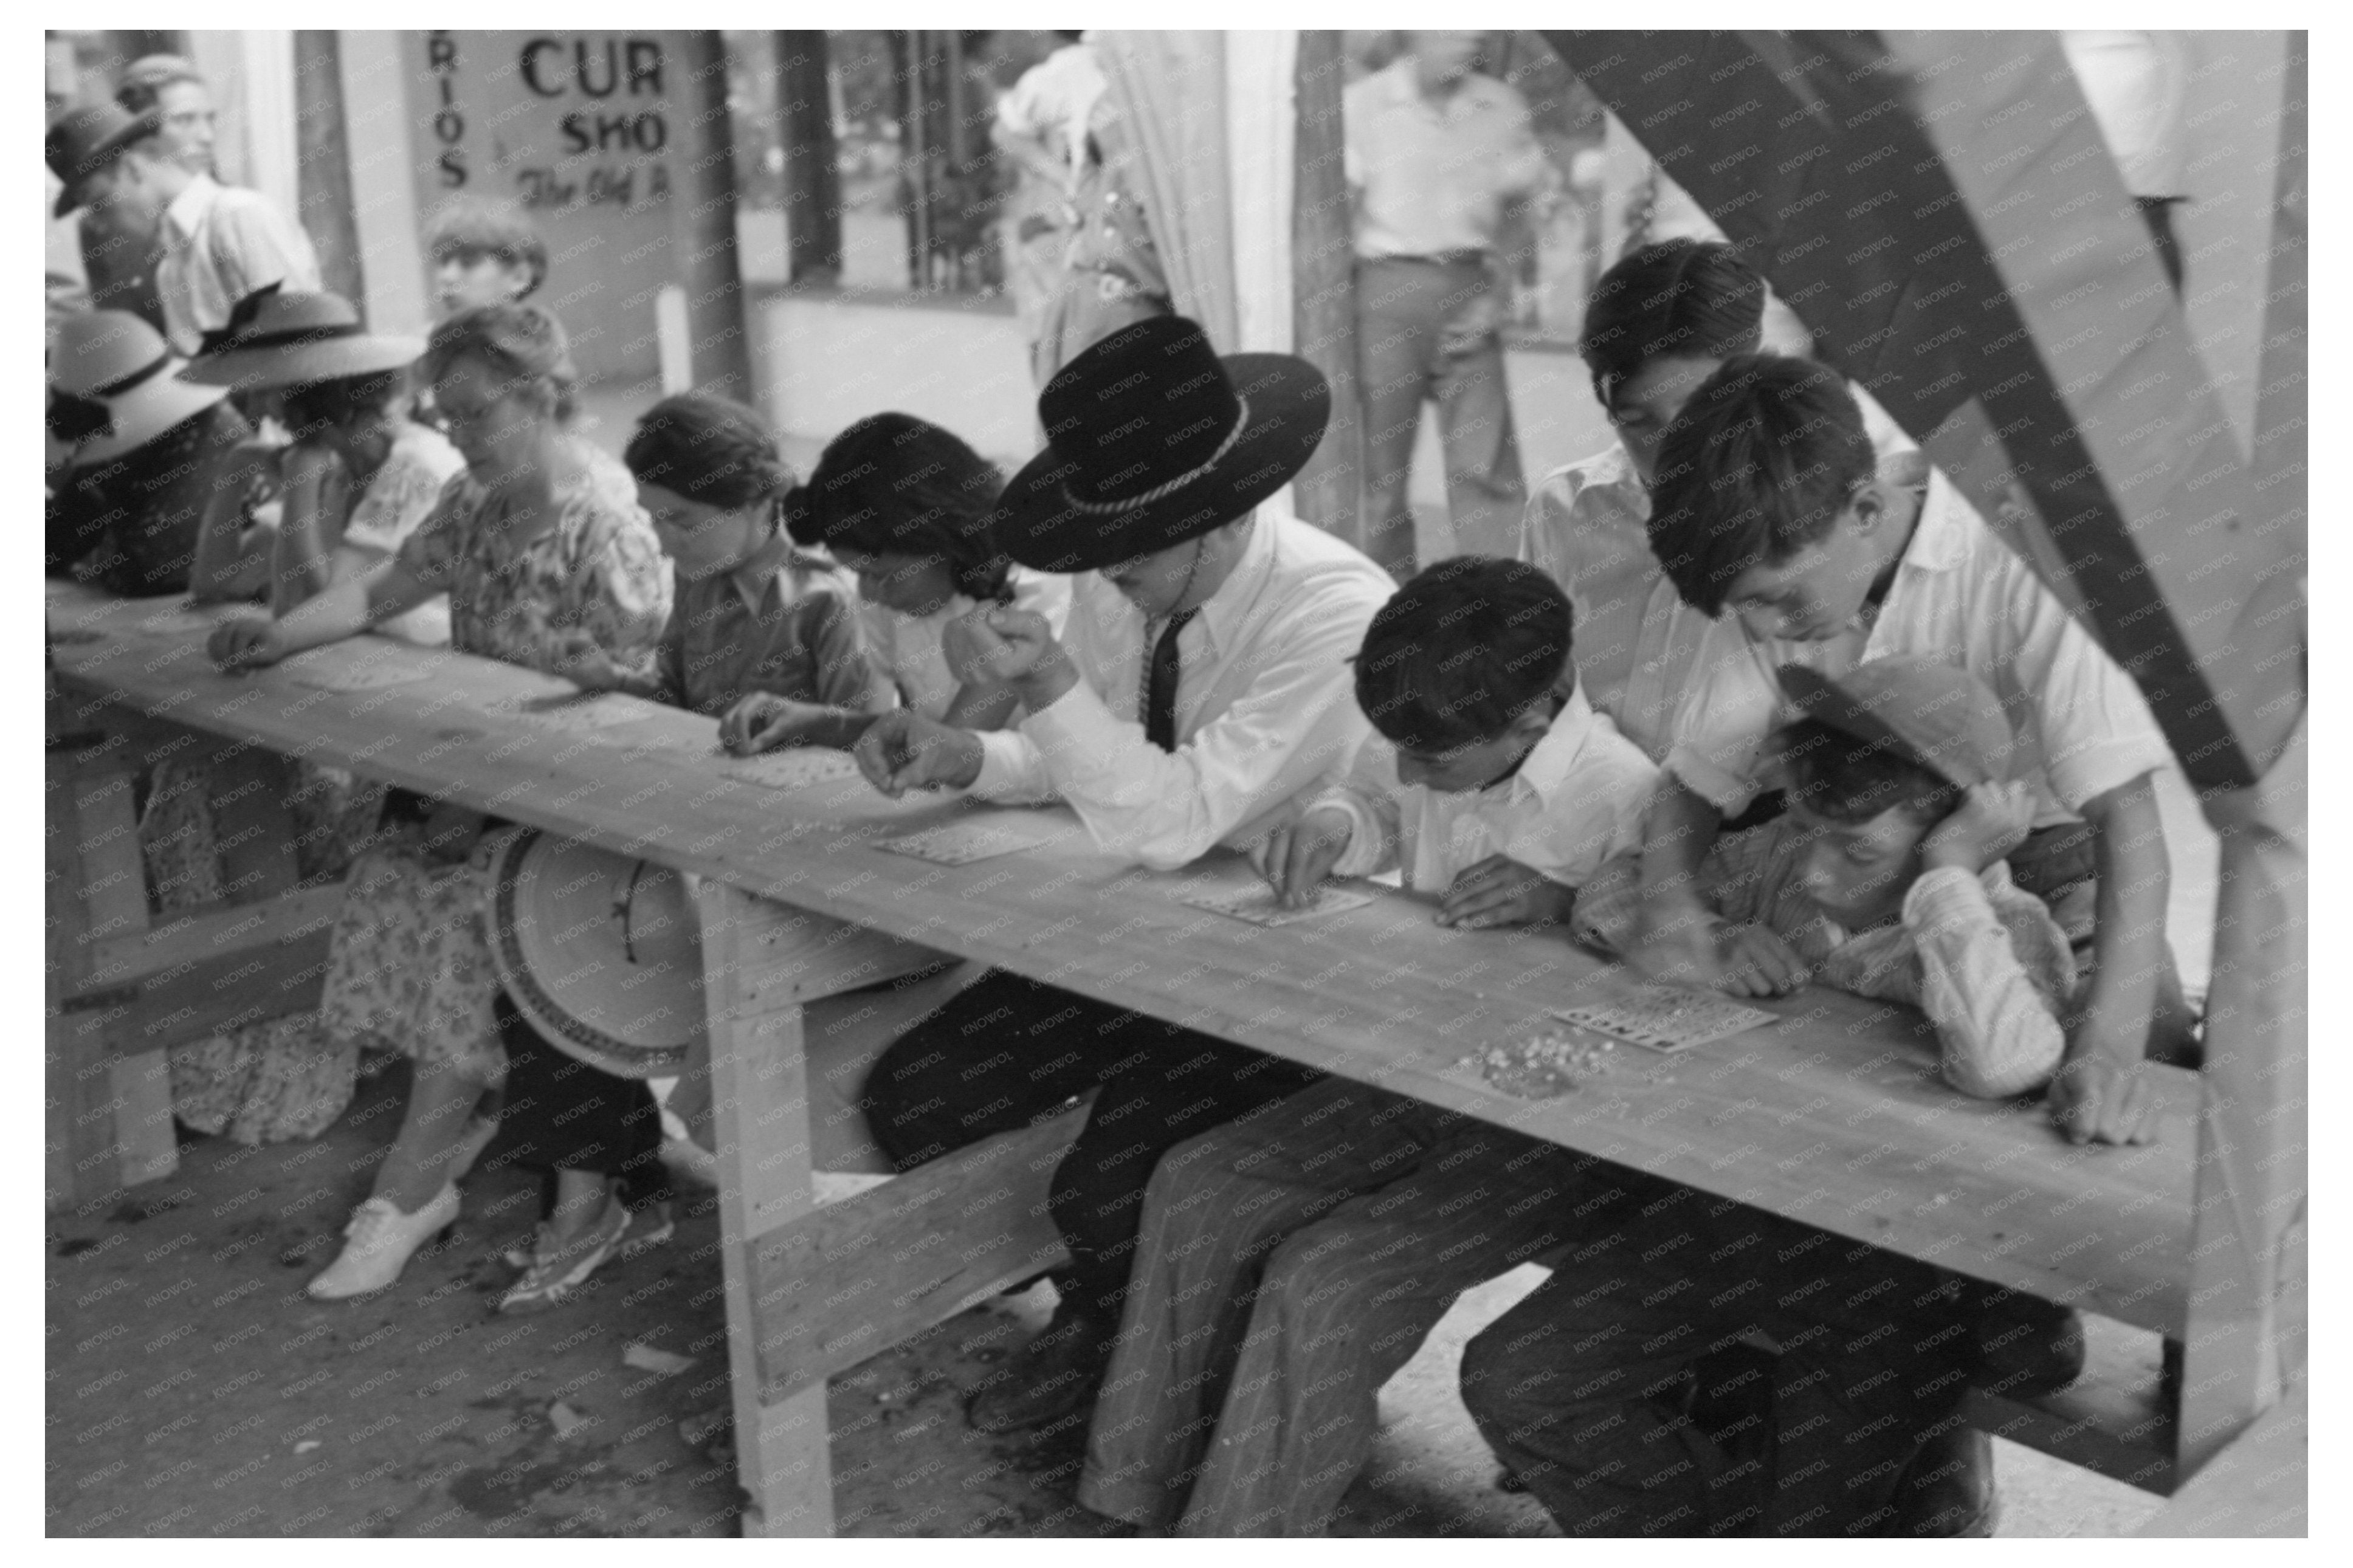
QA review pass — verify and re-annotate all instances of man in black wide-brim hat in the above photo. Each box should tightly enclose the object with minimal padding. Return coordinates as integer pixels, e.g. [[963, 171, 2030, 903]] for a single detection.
[[852, 315, 1397, 1436]]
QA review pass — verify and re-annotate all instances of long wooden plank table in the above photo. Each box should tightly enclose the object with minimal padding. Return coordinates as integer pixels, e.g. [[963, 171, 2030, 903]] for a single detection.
[[46, 583, 2202, 1531]]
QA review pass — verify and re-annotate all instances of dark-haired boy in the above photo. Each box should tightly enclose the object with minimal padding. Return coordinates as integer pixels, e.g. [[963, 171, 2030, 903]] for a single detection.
[[1457, 657, 2074, 1538], [1075, 558, 1657, 1537], [1525, 239, 1930, 760], [1630, 354, 2187, 1147]]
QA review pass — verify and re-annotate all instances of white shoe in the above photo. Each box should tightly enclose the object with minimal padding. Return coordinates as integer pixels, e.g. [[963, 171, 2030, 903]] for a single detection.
[[307, 1184, 460, 1300]]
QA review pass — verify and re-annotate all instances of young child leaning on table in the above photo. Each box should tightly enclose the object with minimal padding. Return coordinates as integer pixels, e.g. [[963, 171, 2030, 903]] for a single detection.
[[1073, 557, 1659, 1538], [1452, 655, 2083, 1539]]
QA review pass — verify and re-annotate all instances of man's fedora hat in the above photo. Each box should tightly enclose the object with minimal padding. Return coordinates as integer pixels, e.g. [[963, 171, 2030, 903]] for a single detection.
[[181, 285, 424, 393], [48, 309, 228, 465], [46, 102, 160, 217], [483, 828, 705, 1081], [992, 315, 1330, 574]]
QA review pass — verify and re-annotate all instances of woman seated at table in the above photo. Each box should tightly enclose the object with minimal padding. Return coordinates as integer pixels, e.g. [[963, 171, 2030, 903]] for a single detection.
[[784, 411, 1071, 729], [47, 309, 253, 596], [569, 391, 895, 743], [184, 286, 462, 647], [208, 302, 675, 1306]]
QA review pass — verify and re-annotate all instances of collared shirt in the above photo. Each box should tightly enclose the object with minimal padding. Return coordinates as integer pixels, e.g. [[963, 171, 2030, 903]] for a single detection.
[[1573, 819, 2077, 1099], [1311, 682, 1658, 895], [1662, 467, 2176, 825], [859, 566, 1073, 722], [155, 174, 322, 354], [393, 439, 671, 676], [2061, 31, 2189, 198], [971, 505, 1397, 870], [1343, 58, 1547, 260], [52, 401, 253, 597], [1518, 398, 1920, 763], [653, 535, 890, 718]]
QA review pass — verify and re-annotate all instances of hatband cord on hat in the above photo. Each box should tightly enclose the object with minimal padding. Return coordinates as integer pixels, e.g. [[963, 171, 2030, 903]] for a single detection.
[[47, 351, 177, 443], [1060, 396, 1249, 517]]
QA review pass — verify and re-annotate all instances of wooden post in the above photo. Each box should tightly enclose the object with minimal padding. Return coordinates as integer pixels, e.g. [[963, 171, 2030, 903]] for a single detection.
[[774, 32, 842, 283], [698, 879, 832, 1538], [294, 30, 366, 309], [1288, 31, 1363, 548], [2175, 35, 2307, 1480], [678, 30, 756, 402]]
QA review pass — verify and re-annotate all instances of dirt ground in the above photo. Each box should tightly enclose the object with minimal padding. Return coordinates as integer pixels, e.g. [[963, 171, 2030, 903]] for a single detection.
[[43, 1060, 1554, 1539], [47, 1056, 2165, 1539]]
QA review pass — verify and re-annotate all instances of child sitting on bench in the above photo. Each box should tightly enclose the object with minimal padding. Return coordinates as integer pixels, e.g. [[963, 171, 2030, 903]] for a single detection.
[[1457, 656, 2076, 1536]]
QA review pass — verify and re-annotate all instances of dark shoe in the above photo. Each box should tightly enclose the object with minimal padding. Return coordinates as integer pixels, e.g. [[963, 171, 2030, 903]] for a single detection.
[[1889, 1426, 1999, 1537], [967, 1307, 1114, 1434], [1975, 1291, 2086, 1398]]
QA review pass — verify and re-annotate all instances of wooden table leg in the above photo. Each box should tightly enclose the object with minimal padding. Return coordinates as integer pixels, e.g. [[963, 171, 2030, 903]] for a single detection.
[[46, 743, 177, 1214], [698, 879, 833, 1537]]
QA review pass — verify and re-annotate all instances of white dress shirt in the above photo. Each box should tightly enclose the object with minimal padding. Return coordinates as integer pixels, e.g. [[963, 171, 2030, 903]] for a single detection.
[[1310, 681, 1657, 895], [1518, 396, 1917, 762], [1343, 58, 1548, 260], [971, 506, 1397, 870], [156, 174, 322, 354], [1662, 467, 2176, 827], [860, 566, 1072, 722]]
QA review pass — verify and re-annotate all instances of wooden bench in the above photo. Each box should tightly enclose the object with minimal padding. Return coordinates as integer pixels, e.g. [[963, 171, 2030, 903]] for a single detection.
[[45, 704, 334, 1212]]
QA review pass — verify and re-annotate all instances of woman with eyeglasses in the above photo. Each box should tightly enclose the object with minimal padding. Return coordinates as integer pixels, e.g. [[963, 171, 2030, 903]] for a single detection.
[[207, 303, 675, 1309]]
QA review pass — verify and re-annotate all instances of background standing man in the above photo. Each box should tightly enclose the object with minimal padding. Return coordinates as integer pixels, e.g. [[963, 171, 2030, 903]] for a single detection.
[[1345, 30, 1546, 576]]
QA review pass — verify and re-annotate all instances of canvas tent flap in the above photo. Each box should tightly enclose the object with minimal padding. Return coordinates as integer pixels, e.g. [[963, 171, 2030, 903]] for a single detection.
[[1543, 30, 2304, 790]]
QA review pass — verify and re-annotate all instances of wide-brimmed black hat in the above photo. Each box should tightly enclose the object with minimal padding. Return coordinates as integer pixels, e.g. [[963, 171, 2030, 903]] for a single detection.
[[47, 102, 160, 217], [181, 286, 423, 392], [992, 315, 1329, 573]]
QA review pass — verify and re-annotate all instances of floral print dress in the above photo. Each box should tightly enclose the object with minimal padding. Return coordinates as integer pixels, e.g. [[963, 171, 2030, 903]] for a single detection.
[[159, 442, 670, 1140]]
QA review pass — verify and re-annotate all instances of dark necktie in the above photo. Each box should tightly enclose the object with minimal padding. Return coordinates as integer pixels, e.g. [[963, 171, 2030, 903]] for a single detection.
[[1143, 607, 1198, 752]]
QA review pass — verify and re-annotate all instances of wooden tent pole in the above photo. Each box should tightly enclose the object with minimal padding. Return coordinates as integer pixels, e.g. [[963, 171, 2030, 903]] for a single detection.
[[776, 32, 843, 284], [1287, 30, 1365, 550], [678, 30, 754, 402], [293, 30, 365, 310], [2176, 33, 2307, 1480]]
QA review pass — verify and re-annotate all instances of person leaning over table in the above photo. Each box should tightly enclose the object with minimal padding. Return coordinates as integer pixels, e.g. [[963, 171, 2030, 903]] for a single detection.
[[1075, 558, 1658, 1536], [1521, 236, 1931, 763], [569, 390, 895, 737], [207, 302, 676, 1308], [1622, 356, 2197, 1146], [785, 411, 1073, 731], [184, 286, 461, 647], [1456, 658, 2093, 1538], [849, 315, 1397, 1437], [47, 306, 253, 597]]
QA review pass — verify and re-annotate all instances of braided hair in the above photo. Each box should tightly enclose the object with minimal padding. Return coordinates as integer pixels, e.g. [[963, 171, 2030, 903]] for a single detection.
[[784, 413, 1011, 602]]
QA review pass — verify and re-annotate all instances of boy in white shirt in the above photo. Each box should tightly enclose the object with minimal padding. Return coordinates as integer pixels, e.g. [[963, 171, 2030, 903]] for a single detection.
[[1459, 656, 2078, 1538], [1077, 559, 1656, 1536], [1627, 355, 2190, 1147]]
